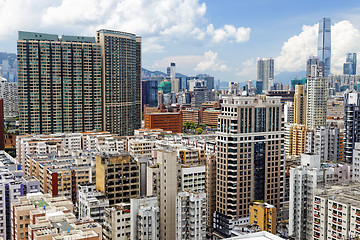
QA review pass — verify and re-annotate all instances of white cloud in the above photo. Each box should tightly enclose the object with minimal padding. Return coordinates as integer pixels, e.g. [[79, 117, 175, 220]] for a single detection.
[[275, 20, 360, 74], [147, 55, 204, 75], [237, 58, 256, 78], [205, 24, 251, 43], [0, 0, 250, 52], [195, 51, 230, 72]]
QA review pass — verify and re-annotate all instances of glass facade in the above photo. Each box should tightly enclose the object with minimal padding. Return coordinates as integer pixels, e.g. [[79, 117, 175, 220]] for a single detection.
[[318, 18, 331, 77]]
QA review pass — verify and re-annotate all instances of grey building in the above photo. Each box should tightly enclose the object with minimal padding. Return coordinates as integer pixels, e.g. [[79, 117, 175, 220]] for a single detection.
[[257, 58, 274, 91], [344, 92, 360, 163], [318, 18, 331, 77]]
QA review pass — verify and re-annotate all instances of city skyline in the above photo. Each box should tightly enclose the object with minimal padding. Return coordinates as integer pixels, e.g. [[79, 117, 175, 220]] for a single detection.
[[0, 0, 360, 83]]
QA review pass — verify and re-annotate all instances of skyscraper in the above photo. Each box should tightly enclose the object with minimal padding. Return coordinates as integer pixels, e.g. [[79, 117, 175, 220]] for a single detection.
[[257, 58, 274, 91], [96, 30, 141, 135], [344, 92, 360, 163], [343, 53, 357, 75], [17, 31, 102, 134], [306, 57, 327, 129], [318, 18, 331, 77], [293, 85, 306, 125], [142, 80, 158, 108], [213, 95, 284, 238], [169, 62, 176, 79]]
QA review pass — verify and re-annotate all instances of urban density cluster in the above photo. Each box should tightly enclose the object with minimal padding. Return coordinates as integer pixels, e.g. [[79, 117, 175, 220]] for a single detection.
[[0, 16, 358, 240]]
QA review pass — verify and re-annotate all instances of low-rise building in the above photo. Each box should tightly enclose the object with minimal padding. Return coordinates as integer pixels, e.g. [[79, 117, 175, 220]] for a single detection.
[[249, 201, 277, 234], [103, 203, 131, 240]]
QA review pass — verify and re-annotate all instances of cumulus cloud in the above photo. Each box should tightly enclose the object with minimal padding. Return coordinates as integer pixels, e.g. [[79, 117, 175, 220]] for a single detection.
[[148, 55, 204, 74], [275, 20, 360, 74], [0, 0, 250, 52], [237, 58, 257, 78], [195, 51, 230, 72]]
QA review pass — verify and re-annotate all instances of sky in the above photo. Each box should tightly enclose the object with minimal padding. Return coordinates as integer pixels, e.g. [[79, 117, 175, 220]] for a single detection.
[[1, 0, 360, 82]]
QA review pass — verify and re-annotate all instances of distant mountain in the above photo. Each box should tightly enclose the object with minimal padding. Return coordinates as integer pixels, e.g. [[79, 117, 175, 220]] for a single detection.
[[275, 71, 306, 85], [142, 67, 188, 79]]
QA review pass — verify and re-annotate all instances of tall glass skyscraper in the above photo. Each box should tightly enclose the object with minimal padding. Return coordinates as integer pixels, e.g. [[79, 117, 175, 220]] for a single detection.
[[343, 53, 357, 75], [317, 18, 331, 77]]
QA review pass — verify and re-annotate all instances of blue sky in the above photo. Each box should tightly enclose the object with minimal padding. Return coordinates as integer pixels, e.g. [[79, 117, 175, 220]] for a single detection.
[[1, 0, 360, 82]]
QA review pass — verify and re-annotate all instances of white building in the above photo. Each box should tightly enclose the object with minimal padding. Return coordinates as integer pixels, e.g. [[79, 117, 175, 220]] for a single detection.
[[78, 183, 109, 223], [128, 139, 155, 158], [176, 191, 206, 240], [353, 142, 360, 181], [289, 154, 333, 239], [0, 76, 18, 117], [130, 196, 160, 240], [103, 203, 131, 240], [181, 165, 206, 192], [313, 183, 360, 240]]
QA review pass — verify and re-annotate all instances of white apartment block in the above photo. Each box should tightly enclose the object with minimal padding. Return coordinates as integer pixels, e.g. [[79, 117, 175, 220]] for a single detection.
[[103, 203, 131, 240], [128, 139, 155, 158], [181, 165, 206, 192], [176, 191, 206, 240], [289, 154, 333, 239], [305, 126, 343, 162], [313, 183, 360, 240], [0, 76, 18, 117], [78, 183, 109, 223], [130, 196, 160, 240], [353, 142, 360, 181]]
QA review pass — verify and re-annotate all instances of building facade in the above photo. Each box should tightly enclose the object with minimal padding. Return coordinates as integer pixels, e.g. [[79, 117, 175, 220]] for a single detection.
[[344, 92, 360, 163], [306, 57, 327, 129], [257, 58, 274, 91], [214, 95, 284, 237], [318, 18, 331, 77], [96, 29, 141, 135], [17, 31, 102, 134]]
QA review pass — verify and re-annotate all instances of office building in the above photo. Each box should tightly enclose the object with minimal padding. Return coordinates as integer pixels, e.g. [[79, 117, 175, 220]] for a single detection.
[[142, 80, 158, 108], [257, 58, 274, 91], [318, 18, 331, 77], [0, 76, 18, 117], [176, 191, 207, 240], [313, 183, 360, 239], [97, 29, 141, 135], [249, 201, 277, 234], [96, 152, 140, 206], [306, 57, 327, 129], [130, 196, 160, 240], [203, 76, 215, 90], [144, 112, 183, 133], [344, 92, 360, 163], [78, 183, 109, 223], [214, 95, 284, 238], [343, 53, 356, 75], [293, 85, 306, 125], [103, 203, 131, 240], [228, 82, 240, 94], [17, 31, 102, 134], [169, 62, 176, 79]]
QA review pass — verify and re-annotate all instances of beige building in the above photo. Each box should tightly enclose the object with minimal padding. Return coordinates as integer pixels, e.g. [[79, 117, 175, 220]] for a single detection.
[[206, 154, 216, 235], [157, 148, 181, 240], [178, 147, 205, 166], [214, 95, 284, 237], [293, 85, 306, 125], [128, 139, 155, 158], [285, 123, 308, 157], [96, 152, 140, 206], [12, 193, 102, 240], [103, 203, 131, 240]]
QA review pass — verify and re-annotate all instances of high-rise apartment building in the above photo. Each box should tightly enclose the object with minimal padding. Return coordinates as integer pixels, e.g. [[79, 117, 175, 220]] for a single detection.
[[96, 30, 141, 135], [157, 148, 181, 240], [103, 203, 131, 240], [205, 154, 216, 235], [343, 53, 357, 75], [17, 31, 102, 134], [0, 76, 18, 117], [318, 18, 331, 77], [306, 57, 327, 129], [176, 191, 207, 240], [293, 85, 306, 125], [257, 58, 274, 91], [214, 95, 284, 237], [344, 92, 360, 163]]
